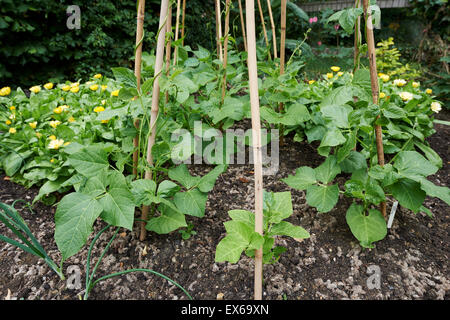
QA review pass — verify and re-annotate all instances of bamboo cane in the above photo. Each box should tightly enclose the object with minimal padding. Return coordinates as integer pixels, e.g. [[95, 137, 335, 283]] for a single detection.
[[133, 0, 146, 178], [222, 0, 232, 103], [245, 0, 264, 301], [362, 0, 387, 219], [140, 0, 169, 241], [353, 0, 361, 72], [165, 5, 173, 104], [238, 0, 248, 51], [181, 0, 186, 46], [279, 0, 286, 75], [173, 0, 181, 66], [266, 0, 277, 59], [215, 0, 223, 61], [256, 0, 271, 60]]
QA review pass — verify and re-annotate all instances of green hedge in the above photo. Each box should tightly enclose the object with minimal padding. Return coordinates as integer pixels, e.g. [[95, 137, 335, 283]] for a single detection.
[[0, 0, 162, 88]]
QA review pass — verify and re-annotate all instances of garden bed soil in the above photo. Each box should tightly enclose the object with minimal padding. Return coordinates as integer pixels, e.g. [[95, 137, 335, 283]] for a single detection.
[[0, 110, 449, 300]]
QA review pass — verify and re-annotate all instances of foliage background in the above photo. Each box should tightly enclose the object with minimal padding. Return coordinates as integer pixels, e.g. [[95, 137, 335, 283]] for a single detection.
[[0, 0, 448, 106]]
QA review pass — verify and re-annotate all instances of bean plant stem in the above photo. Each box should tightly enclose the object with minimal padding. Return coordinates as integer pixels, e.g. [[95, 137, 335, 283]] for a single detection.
[[133, 0, 146, 177], [363, 0, 386, 218]]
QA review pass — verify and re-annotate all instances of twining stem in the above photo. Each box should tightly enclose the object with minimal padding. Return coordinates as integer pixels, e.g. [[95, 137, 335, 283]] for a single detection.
[[266, 0, 277, 59], [133, 0, 146, 177], [238, 0, 248, 51], [173, 0, 181, 66], [140, 0, 170, 241], [221, 0, 232, 103], [256, 0, 271, 60], [181, 0, 186, 46], [165, 5, 173, 104], [246, 0, 264, 301], [215, 0, 223, 61], [363, 0, 386, 218], [353, 0, 361, 72]]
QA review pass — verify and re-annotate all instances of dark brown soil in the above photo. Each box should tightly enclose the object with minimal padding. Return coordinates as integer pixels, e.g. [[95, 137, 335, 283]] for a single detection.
[[0, 111, 449, 300]]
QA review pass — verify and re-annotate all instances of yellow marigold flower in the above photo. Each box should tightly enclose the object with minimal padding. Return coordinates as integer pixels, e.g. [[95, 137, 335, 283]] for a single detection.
[[308, 80, 315, 84], [50, 158, 55, 163], [399, 91, 413, 102], [94, 74, 102, 79], [430, 102, 441, 113], [70, 86, 80, 93], [5, 120, 11, 125], [71, 82, 79, 87], [379, 92, 386, 99], [49, 135, 57, 140], [30, 86, 41, 94], [393, 79, 407, 87], [68, 116, 75, 123], [49, 120, 61, 128], [111, 89, 120, 97], [60, 105, 70, 112], [90, 84, 99, 91], [425, 88, 432, 95], [9, 106, 15, 111], [337, 72, 344, 77], [48, 139, 64, 150], [380, 74, 390, 82], [0, 86, 11, 96], [9, 128, 16, 134], [326, 73, 333, 79], [331, 66, 340, 72], [36, 132, 42, 138], [101, 85, 107, 91], [44, 83, 54, 90], [101, 120, 109, 124], [94, 106, 105, 113], [412, 82, 420, 88], [29, 122, 37, 129], [53, 106, 63, 114], [62, 85, 71, 91]]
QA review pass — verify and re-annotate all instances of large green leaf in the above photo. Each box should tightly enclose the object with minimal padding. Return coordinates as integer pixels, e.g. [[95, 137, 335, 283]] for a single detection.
[[99, 179, 135, 230], [168, 164, 201, 189], [68, 146, 109, 178], [346, 203, 387, 248], [146, 204, 187, 234], [173, 189, 207, 217], [215, 221, 264, 263], [418, 178, 450, 205], [394, 151, 438, 179], [55, 193, 103, 260], [390, 178, 426, 213], [268, 221, 310, 239], [306, 184, 339, 213], [319, 127, 346, 148], [263, 191, 293, 223], [112, 67, 137, 89], [282, 166, 317, 190], [321, 104, 352, 128], [197, 164, 227, 193], [315, 155, 341, 184]]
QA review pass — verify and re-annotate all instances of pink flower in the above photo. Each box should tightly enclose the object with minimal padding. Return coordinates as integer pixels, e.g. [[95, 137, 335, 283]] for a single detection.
[[317, 41, 322, 46], [334, 24, 340, 31], [309, 16, 318, 24]]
